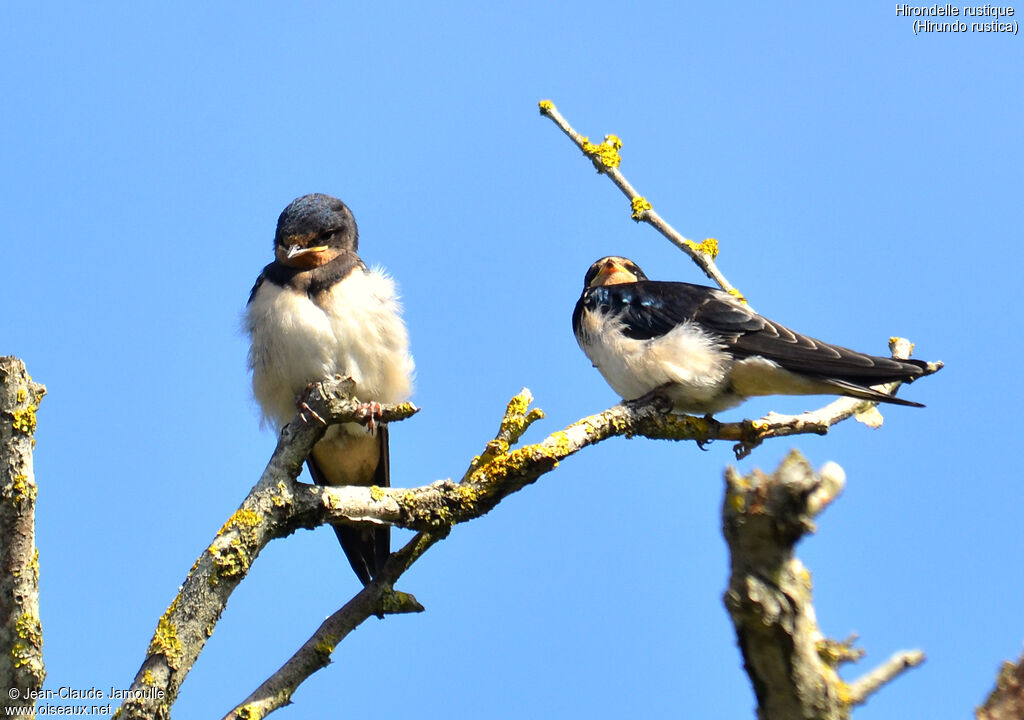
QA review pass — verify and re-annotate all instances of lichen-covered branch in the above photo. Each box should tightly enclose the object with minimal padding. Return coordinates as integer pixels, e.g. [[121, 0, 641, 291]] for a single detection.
[[218, 390, 708, 718], [245, 369, 932, 541], [538, 99, 743, 300], [0, 357, 46, 710], [116, 377, 419, 720], [222, 532, 435, 720], [978, 648, 1024, 720], [723, 452, 923, 719], [228, 379, 939, 718], [124, 361, 931, 718]]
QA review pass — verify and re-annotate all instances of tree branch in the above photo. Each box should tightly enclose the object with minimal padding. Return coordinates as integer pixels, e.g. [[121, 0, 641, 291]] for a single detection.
[[0, 357, 46, 710], [116, 377, 419, 720], [538, 99, 744, 301], [226, 379, 939, 718], [723, 451, 924, 719], [848, 649, 925, 706], [119, 366, 904, 718], [222, 532, 435, 719]]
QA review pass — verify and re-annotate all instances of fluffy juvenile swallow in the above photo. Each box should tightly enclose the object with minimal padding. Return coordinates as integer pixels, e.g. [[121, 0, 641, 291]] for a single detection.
[[573, 256, 940, 415], [246, 193, 414, 585]]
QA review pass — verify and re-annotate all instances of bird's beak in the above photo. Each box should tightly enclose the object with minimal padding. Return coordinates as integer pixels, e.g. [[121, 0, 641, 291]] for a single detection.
[[286, 244, 330, 260], [593, 260, 635, 286]]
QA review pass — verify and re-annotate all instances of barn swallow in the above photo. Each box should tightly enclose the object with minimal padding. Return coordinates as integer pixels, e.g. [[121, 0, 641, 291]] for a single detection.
[[246, 193, 414, 585], [573, 256, 940, 415]]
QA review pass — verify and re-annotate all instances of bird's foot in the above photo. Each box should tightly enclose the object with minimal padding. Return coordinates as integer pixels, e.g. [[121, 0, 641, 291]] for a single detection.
[[634, 384, 674, 413], [357, 401, 382, 433], [294, 382, 330, 425], [696, 414, 720, 451], [297, 400, 327, 426]]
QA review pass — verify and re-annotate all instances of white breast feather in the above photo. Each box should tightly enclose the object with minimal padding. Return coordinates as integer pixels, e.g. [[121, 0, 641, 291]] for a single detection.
[[246, 267, 414, 429], [578, 310, 736, 413]]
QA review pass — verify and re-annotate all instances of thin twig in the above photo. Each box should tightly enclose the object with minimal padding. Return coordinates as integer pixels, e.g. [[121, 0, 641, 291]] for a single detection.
[[847, 649, 927, 705], [539, 100, 743, 300]]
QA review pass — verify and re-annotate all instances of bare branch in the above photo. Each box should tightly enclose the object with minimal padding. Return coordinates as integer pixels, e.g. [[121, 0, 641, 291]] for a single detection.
[[124, 366, 887, 718], [0, 357, 46, 709], [222, 532, 436, 720], [538, 99, 744, 300], [229, 370, 943, 717], [848, 650, 926, 706], [723, 452, 924, 719], [249, 376, 933, 541], [116, 377, 419, 720]]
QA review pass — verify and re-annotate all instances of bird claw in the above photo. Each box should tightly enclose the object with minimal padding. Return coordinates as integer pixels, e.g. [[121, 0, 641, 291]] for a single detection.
[[298, 401, 327, 426], [696, 414, 719, 451], [358, 401, 382, 433]]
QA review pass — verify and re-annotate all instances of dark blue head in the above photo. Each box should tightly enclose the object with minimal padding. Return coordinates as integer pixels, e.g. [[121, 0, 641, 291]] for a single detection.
[[274, 194, 358, 268], [583, 256, 648, 288]]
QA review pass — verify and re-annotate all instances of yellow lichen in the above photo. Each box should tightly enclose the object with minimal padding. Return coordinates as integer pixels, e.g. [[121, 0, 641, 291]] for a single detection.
[[148, 600, 183, 669], [15, 613, 42, 646], [835, 678, 853, 706], [369, 485, 385, 502], [506, 392, 532, 419], [538, 99, 554, 112], [236, 703, 266, 720], [211, 538, 251, 581], [142, 669, 156, 686], [726, 492, 746, 513], [11, 405, 38, 434], [546, 430, 573, 458], [207, 509, 262, 583], [218, 508, 262, 536], [817, 637, 862, 670], [581, 134, 622, 170], [631, 196, 652, 220], [727, 287, 747, 304], [381, 590, 420, 614], [314, 635, 338, 658], [686, 237, 719, 258], [452, 484, 479, 512], [7, 474, 36, 504], [11, 642, 31, 668]]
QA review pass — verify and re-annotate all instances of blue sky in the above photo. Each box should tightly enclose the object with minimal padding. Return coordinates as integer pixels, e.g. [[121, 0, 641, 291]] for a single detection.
[[2, 3, 1020, 718]]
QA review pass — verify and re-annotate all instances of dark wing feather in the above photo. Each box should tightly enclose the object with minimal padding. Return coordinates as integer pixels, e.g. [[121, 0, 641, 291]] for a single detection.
[[372, 425, 391, 576], [584, 280, 929, 384], [725, 315, 928, 382], [247, 270, 268, 305], [306, 427, 390, 587], [578, 281, 761, 341]]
